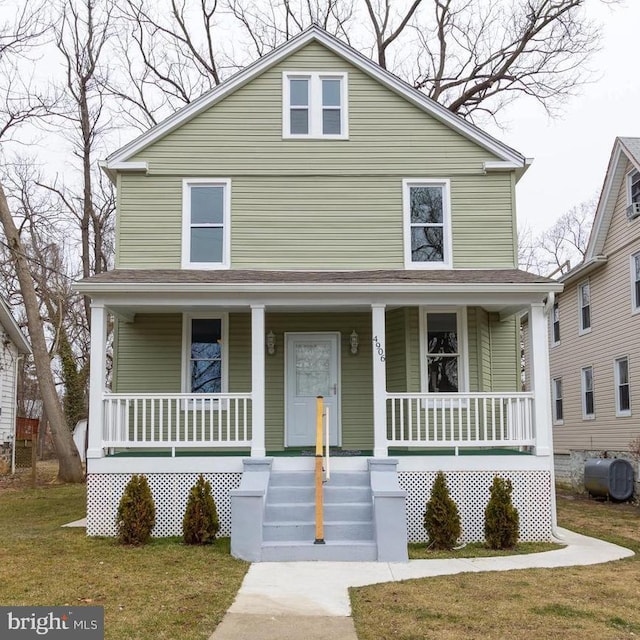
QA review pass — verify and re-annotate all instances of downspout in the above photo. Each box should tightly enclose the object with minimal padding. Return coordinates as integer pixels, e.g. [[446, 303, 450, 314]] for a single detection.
[[542, 291, 563, 541], [11, 353, 24, 476]]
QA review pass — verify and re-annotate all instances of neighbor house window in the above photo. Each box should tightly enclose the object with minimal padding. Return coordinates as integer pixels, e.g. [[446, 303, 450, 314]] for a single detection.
[[581, 366, 595, 419], [422, 309, 467, 392], [404, 179, 452, 268], [183, 316, 228, 393], [614, 357, 631, 416], [552, 377, 563, 424], [628, 169, 640, 206], [578, 281, 591, 333], [182, 179, 230, 268], [283, 72, 348, 138], [632, 253, 640, 313], [551, 301, 560, 345]]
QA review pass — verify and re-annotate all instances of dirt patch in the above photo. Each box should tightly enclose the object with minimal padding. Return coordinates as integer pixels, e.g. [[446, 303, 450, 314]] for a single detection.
[[0, 460, 63, 492]]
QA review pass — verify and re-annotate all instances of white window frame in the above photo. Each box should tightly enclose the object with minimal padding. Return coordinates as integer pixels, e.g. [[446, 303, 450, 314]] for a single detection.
[[614, 356, 631, 417], [419, 307, 469, 397], [632, 252, 640, 315], [181, 313, 229, 395], [578, 280, 591, 335], [181, 178, 231, 269], [551, 300, 560, 346], [403, 179, 453, 269], [552, 377, 563, 425], [627, 168, 640, 206], [282, 72, 349, 140], [581, 365, 595, 420]]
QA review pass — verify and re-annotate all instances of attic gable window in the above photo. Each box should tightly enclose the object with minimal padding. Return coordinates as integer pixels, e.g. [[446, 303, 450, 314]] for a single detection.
[[182, 179, 230, 269], [283, 72, 348, 139], [628, 169, 640, 207], [403, 179, 453, 269]]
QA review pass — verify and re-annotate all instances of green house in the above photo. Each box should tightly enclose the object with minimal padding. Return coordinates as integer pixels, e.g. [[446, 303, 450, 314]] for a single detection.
[[77, 26, 562, 561]]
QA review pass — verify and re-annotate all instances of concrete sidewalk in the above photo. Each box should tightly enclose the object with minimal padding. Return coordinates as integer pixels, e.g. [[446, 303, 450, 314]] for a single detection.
[[209, 528, 633, 640]]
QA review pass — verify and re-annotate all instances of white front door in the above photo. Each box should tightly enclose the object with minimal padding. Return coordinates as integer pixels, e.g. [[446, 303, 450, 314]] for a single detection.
[[285, 332, 340, 447]]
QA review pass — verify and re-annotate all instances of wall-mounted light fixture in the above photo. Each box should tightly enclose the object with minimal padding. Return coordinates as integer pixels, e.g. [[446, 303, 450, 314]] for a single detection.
[[350, 330, 359, 355], [266, 331, 276, 355]]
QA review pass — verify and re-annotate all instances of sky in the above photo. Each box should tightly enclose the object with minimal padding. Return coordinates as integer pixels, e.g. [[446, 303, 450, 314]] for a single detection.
[[490, 1, 640, 234]]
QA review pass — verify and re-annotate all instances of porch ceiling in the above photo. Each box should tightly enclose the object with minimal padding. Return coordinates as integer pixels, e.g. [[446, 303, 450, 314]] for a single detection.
[[75, 268, 562, 319]]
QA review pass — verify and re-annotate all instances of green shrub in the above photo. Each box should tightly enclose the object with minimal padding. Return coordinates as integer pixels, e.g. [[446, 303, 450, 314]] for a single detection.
[[423, 471, 461, 550], [183, 474, 220, 545], [484, 476, 519, 549], [117, 474, 156, 546]]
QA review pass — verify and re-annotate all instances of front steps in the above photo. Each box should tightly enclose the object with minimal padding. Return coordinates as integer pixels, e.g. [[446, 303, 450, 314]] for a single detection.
[[261, 470, 377, 561]]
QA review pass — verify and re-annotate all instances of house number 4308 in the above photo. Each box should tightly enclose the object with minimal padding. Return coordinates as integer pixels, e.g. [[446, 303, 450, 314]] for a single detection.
[[373, 336, 386, 362]]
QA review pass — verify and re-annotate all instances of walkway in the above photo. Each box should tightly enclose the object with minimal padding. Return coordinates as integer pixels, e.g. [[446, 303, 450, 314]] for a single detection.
[[209, 528, 634, 640]]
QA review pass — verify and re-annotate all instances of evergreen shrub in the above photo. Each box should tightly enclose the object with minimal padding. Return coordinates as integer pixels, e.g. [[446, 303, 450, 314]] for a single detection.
[[117, 474, 156, 546], [484, 476, 519, 549], [423, 471, 461, 550], [183, 474, 220, 545]]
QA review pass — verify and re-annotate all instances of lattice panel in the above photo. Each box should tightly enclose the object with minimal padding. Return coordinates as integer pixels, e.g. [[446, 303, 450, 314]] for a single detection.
[[398, 471, 552, 543], [87, 473, 241, 538]]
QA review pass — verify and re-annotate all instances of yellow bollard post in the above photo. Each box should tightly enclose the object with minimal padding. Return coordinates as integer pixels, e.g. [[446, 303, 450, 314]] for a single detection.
[[314, 396, 325, 544]]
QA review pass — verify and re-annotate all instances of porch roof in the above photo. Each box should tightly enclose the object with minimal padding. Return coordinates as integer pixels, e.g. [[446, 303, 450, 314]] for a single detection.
[[76, 268, 561, 318]]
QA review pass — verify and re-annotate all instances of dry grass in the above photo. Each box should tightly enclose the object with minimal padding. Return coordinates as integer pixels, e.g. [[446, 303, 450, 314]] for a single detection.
[[0, 468, 248, 640], [351, 492, 640, 640]]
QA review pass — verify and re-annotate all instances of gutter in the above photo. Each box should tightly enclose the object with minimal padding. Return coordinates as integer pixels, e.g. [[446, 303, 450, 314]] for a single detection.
[[559, 255, 608, 285]]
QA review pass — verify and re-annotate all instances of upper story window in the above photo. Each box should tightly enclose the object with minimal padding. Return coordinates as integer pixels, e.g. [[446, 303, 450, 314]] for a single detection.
[[182, 179, 230, 269], [551, 301, 560, 345], [581, 365, 595, 419], [578, 281, 591, 334], [614, 356, 631, 416], [627, 169, 640, 212], [183, 315, 228, 393], [552, 377, 563, 424], [421, 309, 467, 393], [403, 179, 452, 269], [283, 72, 348, 139], [632, 252, 640, 313]]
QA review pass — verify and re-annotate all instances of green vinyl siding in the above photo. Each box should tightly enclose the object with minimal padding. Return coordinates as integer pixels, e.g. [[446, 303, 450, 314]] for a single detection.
[[488, 314, 520, 391], [385, 309, 407, 393], [116, 41, 516, 270]]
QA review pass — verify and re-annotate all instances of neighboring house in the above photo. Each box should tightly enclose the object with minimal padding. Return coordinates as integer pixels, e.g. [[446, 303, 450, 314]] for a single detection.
[[76, 26, 562, 562], [0, 296, 30, 446], [550, 137, 640, 485]]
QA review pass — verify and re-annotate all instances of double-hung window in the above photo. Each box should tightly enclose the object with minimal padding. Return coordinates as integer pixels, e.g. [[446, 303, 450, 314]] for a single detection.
[[404, 179, 452, 268], [422, 309, 467, 393], [182, 179, 230, 269], [552, 378, 563, 424], [614, 357, 631, 416], [632, 252, 640, 313], [283, 72, 348, 138], [183, 315, 227, 394], [578, 281, 591, 334], [581, 366, 595, 419], [628, 169, 640, 215], [551, 301, 560, 345]]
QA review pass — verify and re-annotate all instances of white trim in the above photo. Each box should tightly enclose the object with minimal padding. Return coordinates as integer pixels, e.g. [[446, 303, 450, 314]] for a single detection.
[[103, 26, 525, 169], [283, 331, 342, 448], [250, 305, 266, 457], [614, 356, 631, 417], [632, 252, 640, 315], [403, 178, 453, 269], [581, 365, 595, 420], [626, 167, 640, 206], [418, 306, 469, 394], [87, 304, 107, 459], [181, 178, 231, 269], [371, 304, 387, 457], [551, 376, 564, 426], [577, 280, 591, 335], [550, 300, 560, 347], [483, 161, 522, 172], [181, 312, 229, 393], [282, 71, 349, 139]]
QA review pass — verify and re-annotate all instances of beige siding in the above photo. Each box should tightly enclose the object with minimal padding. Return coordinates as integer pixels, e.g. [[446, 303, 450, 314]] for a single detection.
[[550, 172, 640, 453], [0, 340, 18, 442], [116, 41, 516, 270]]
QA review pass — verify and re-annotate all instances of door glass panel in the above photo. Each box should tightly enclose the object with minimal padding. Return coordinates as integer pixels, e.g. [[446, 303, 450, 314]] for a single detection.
[[295, 343, 330, 396]]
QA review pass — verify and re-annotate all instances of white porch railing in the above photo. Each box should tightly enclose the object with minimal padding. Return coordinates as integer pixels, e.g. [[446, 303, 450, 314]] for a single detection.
[[102, 393, 252, 452], [386, 393, 534, 449]]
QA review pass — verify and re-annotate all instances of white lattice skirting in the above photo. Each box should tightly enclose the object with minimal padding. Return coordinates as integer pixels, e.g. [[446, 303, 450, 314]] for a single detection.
[[87, 470, 553, 542]]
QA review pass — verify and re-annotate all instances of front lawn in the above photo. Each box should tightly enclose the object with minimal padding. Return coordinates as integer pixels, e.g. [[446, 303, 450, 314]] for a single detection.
[[0, 478, 248, 640], [351, 493, 640, 640]]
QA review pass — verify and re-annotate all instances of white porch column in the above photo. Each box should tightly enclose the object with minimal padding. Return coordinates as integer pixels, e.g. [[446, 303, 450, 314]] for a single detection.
[[528, 302, 553, 456], [87, 303, 107, 460], [250, 305, 266, 457], [371, 303, 388, 457]]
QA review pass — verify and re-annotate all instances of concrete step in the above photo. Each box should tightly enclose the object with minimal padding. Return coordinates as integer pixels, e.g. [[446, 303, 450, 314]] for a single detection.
[[267, 486, 315, 503], [263, 521, 374, 542], [324, 472, 370, 487], [324, 486, 372, 503], [264, 501, 373, 523], [268, 471, 314, 487], [261, 540, 378, 562]]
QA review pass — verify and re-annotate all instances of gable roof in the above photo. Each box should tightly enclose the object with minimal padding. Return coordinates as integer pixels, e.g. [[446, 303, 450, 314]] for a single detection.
[[104, 25, 527, 176], [0, 295, 30, 354], [561, 137, 640, 284]]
